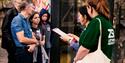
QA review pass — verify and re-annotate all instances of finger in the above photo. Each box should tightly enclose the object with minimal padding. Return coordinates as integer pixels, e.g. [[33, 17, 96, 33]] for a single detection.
[[60, 36, 63, 39], [28, 48, 33, 52], [67, 33, 72, 36], [28, 48, 31, 52], [27, 45, 30, 47]]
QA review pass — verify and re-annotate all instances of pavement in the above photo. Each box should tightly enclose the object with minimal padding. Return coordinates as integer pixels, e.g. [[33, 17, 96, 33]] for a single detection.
[[0, 38, 8, 63]]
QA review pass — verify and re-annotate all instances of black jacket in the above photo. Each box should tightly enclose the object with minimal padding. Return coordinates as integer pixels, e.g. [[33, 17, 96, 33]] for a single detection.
[[1, 8, 18, 49]]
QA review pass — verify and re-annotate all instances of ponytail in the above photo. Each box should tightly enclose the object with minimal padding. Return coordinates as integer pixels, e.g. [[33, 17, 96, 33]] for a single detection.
[[88, 0, 110, 19]]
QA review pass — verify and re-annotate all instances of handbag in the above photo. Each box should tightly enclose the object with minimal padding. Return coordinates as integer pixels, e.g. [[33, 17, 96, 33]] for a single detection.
[[76, 18, 111, 63]]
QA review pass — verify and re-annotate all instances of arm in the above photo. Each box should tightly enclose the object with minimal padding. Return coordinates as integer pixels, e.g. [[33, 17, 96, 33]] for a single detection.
[[40, 35, 45, 46], [74, 45, 89, 62], [68, 33, 79, 41], [74, 19, 100, 62], [60, 33, 79, 43], [25, 32, 37, 52], [16, 31, 37, 44]]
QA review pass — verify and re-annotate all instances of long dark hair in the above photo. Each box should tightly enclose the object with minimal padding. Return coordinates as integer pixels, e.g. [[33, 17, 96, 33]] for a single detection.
[[79, 6, 92, 21], [29, 12, 39, 26]]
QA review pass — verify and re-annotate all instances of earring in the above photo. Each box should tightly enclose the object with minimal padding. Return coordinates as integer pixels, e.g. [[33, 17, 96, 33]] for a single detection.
[[84, 15, 87, 19]]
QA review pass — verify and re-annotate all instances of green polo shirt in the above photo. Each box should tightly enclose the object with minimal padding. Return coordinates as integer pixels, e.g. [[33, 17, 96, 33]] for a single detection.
[[79, 15, 115, 59]]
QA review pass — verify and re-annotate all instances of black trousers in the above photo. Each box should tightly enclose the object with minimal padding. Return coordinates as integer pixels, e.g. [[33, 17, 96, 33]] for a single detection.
[[7, 49, 15, 63], [15, 47, 33, 63], [36, 46, 42, 63]]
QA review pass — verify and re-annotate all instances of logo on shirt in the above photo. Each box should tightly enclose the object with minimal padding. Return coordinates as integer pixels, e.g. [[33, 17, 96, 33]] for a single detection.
[[108, 29, 115, 45], [47, 27, 50, 31]]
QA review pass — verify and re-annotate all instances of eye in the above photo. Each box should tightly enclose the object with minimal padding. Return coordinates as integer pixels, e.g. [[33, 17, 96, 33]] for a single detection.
[[33, 17, 39, 19]]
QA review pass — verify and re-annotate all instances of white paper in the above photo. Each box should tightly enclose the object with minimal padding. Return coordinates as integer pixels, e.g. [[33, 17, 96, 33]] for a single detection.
[[52, 28, 73, 39]]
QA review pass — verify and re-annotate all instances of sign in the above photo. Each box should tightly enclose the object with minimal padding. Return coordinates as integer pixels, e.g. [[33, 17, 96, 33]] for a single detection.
[[32, 0, 51, 12]]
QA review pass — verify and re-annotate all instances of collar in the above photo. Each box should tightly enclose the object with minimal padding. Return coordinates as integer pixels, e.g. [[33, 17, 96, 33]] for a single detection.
[[19, 13, 27, 20], [93, 15, 101, 19]]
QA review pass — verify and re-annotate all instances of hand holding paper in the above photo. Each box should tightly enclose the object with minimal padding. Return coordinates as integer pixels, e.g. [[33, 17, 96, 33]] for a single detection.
[[52, 28, 79, 51], [52, 28, 73, 42]]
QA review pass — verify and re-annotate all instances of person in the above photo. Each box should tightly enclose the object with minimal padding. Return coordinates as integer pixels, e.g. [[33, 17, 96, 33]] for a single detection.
[[60, 6, 91, 62], [29, 12, 48, 63], [39, 8, 51, 63], [61, 0, 115, 63], [74, 0, 115, 62], [60, 6, 91, 52], [11, 1, 37, 63], [1, 0, 23, 63]]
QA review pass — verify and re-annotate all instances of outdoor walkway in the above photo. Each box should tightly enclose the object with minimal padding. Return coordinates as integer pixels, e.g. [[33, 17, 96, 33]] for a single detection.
[[0, 39, 8, 63]]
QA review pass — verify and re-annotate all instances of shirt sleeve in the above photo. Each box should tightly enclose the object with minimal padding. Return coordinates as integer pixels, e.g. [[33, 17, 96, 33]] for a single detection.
[[11, 17, 23, 33], [80, 20, 100, 52]]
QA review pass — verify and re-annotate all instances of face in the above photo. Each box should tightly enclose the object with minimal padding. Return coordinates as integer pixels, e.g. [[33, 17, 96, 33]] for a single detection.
[[78, 12, 87, 26], [27, 4, 35, 16], [41, 13, 48, 22], [32, 13, 40, 25], [14, 0, 22, 11]]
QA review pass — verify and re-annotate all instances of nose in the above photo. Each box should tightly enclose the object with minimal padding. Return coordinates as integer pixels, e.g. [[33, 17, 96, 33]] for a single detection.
[[77, 16, 80, 22]]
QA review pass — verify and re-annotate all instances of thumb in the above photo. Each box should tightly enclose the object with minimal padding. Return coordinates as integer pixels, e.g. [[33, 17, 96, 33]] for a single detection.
[[60, 36, 63, 39]]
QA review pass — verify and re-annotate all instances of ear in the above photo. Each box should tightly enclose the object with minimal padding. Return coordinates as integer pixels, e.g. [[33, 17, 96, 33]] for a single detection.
[[84, 15, 87, 19], [87, 5, 92, 16], [91, 7, 93, 13]]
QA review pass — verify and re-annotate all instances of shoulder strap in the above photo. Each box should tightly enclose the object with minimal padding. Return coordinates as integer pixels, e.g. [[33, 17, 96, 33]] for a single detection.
[[96, 18, 102, 50]]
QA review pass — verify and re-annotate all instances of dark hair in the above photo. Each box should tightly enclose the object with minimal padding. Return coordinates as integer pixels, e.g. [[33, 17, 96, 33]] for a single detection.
[[39, 8, 50, 23], [29, 12, 39, 25], [87, 0, 110, 19], [79, 6, 91, 21]]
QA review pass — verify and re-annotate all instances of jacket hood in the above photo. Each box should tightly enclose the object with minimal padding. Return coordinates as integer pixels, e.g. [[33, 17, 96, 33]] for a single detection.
[[39, 8, 49, 17]]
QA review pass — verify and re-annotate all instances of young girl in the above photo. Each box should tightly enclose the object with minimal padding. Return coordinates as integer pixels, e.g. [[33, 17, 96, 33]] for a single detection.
[[39, 8, 51, 63]]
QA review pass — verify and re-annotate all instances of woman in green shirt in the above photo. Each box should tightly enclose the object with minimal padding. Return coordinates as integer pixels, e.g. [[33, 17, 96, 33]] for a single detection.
[[61, 6, 91, 61], [61, 0, 115, 63], [73, 0, 115, 62]]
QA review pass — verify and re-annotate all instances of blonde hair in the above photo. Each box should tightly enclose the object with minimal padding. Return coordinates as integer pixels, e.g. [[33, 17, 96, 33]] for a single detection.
[[87, 0, 110, 19]]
